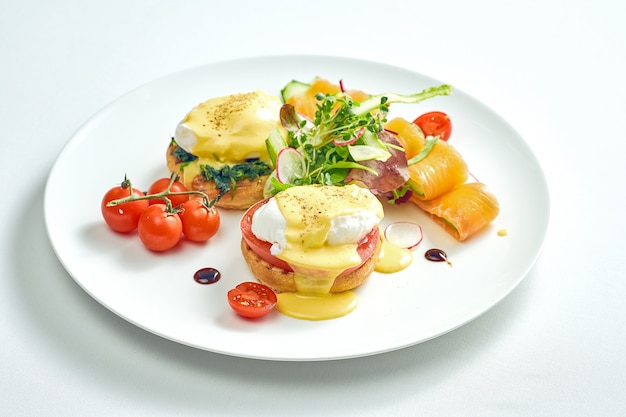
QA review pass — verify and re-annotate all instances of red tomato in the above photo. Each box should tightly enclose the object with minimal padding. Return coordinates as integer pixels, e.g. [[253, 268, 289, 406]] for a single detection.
[[413, 111, 452, 141], [239, 198, 380, 274], [227, 282, 277, 318], [147, 177, 189, 208], [178, 198, 221, 242], [137, 204, 182, 251], [101, 182, 149, 233]]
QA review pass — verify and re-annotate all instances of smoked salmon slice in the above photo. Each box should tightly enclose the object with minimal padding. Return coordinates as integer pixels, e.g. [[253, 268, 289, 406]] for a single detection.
[[410, 182, 500, 241], [385, 117, 425, 162], [285, 78, 369, 120], [386, 117, 468, 200]]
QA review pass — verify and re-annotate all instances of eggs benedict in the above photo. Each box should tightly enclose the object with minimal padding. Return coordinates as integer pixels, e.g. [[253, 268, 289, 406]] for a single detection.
[[240, 184, 384, 320], [166, 89, 283, 209]]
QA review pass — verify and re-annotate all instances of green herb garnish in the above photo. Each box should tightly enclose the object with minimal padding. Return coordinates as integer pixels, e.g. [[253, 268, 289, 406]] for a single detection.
[[265, 83, 453, 196]]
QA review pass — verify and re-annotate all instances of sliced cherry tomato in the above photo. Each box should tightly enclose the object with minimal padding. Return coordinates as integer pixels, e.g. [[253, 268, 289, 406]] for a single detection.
[[101, 181, 149, 233], [239, 198, 379, 274], [227, 281, 277, 318], [413, 111, 452, 141], [137, 204, 182, 251], [147, 177, 189, 208], [178, 198, 221, 242]]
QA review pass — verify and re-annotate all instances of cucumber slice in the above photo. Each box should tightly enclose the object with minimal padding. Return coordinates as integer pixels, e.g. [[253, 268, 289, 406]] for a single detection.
[[407, 179, 424, 197], [348, 131, 392, 161], [280, 80, 311, 103], [266, 128, 288, 166]]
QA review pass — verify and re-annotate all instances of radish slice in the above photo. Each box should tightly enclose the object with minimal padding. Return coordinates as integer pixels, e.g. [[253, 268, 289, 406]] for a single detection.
[[384, 222, 423, 249], [276, 147, 305, 184], [333, 127, 363, 146], [333, 136, 358, 146]]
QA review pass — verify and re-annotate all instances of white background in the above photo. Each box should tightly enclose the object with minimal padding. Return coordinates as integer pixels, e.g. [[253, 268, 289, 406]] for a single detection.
[[1, 0, 624, 416]]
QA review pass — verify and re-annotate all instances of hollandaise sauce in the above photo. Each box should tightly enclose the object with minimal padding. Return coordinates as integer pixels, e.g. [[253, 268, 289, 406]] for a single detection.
[[375, 236, 413, 274], [175, 89, 280, 161], [275, 262, 361, 320], [277, 267, 359, 320], [276, 290, 359, 321], [271, 185, 383, 321]]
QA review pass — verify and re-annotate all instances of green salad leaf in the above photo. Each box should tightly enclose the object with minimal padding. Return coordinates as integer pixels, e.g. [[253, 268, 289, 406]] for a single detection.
[[264, 82, 453, 196]]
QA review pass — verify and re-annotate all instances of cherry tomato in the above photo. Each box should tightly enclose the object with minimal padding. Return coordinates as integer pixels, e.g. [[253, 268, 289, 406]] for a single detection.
[[227, 282, 277, 318], [239, 199, 379, 274], [413, 111, 452, 141], [137, 204, 182, 251], [147, 177, 189, 208], [178, 198, 221, 242], [101, 182, 149, 233]]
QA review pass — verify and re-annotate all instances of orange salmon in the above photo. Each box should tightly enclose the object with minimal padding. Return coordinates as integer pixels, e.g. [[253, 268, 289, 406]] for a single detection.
[[286, 78, 369, 120], [411, 182, 500, 241], [386, 117, 468, 200]]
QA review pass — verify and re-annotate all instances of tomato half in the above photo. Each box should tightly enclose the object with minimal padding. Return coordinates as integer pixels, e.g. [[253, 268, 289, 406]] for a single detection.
[[227, 281, 277, 318], [137, 204, 182, 251], [178, 198, 221, 242], [101, 183, 149, 233], [413, 111, 452, 141], [147, 177, 189, 208], [239, 198, 380, 275]]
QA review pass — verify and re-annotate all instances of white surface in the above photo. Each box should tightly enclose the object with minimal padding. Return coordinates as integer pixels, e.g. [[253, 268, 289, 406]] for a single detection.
[[44, 56, 549, 361], [1, 0, 625, 415]]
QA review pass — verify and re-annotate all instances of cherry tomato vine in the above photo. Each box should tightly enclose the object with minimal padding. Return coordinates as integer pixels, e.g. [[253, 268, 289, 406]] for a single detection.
[[101, 173, 220, 251]]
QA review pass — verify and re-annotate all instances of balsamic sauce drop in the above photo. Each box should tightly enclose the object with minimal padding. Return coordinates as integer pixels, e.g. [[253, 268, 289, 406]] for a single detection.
[[424, 248, 451, 265], [194, 267, 221, 285]]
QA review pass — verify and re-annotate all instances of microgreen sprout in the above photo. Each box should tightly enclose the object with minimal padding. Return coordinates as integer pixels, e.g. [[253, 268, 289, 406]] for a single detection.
[[265, 82, 453, 196]]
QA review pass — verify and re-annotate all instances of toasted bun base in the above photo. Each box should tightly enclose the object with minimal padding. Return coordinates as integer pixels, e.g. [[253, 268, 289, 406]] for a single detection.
[[166, 143, 268, 210], [240, 236, 382, 293]]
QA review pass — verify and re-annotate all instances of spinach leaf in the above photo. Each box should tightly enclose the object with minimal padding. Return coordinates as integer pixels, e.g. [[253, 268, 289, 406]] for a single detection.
[[200, 160, 272, 199]]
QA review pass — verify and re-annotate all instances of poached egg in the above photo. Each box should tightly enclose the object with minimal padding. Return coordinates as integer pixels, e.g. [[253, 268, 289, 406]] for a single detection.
[[251, 184, 384, 275], [172, 89, 283, 189]]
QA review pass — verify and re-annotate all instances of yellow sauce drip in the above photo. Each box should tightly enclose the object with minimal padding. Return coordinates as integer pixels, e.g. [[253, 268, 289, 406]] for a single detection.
[[276, 291, 359, 321], [497, 228, 509, 236], [178, 160, 201, 191], [375, 236, 414, 273], [293, 271, 335, 294], [275, 268, 357, 321]]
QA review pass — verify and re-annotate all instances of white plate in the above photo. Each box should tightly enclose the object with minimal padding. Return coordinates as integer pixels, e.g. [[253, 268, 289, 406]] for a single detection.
[[44, 55, 549, 361]]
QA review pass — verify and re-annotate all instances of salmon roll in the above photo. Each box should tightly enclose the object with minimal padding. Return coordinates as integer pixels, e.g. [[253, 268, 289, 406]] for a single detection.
[[386, 117, 468, 200], [410, 182, 499, 241]]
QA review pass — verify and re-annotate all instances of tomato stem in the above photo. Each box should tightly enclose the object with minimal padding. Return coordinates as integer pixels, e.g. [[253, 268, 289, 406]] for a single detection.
[[106, 173, 215, 209], [121, 174, 132, 190]]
